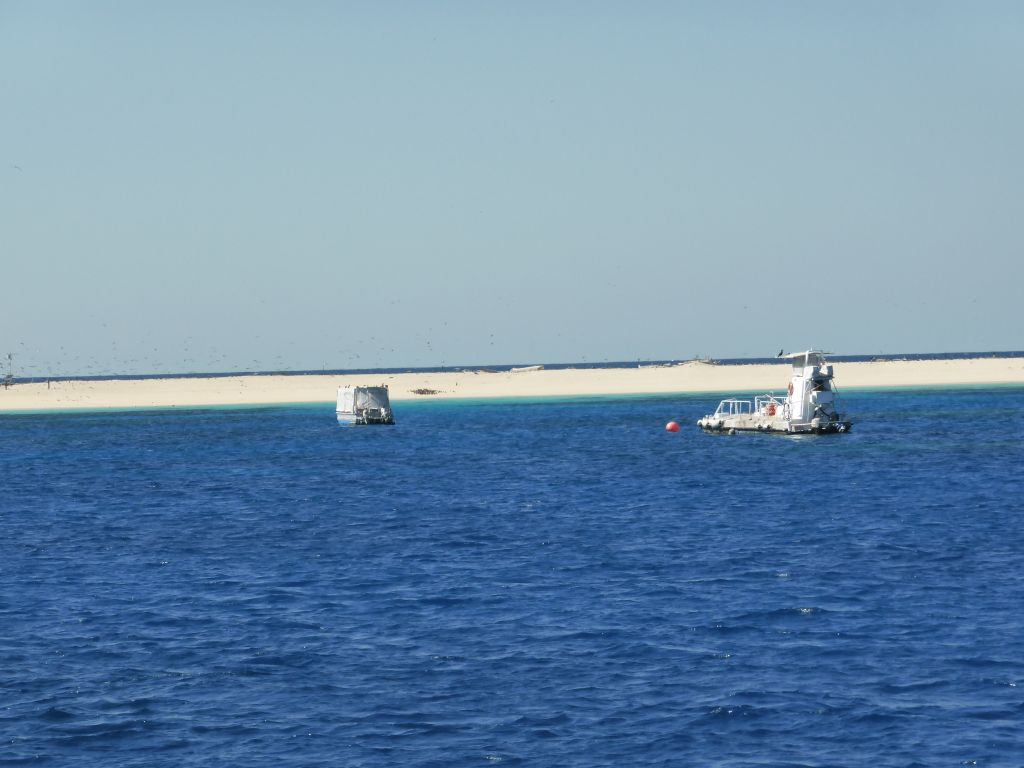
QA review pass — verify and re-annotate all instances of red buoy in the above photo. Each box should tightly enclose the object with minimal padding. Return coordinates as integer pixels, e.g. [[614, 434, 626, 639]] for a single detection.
[[665, 421, 679, 432]]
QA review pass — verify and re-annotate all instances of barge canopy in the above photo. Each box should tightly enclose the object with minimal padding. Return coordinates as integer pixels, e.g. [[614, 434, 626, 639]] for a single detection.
[[337, 385, 395, 425]]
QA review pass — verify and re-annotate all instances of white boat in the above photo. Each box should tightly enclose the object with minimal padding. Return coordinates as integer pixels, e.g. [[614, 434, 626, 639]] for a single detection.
[[336, 385, 395, 425], [697, 350, 852, 434]]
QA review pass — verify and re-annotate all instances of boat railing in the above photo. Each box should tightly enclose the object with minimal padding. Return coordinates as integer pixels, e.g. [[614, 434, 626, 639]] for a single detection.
[[713, 394, 793, 419], [754, 393, 790, 418], [713, 398, 753, 417]]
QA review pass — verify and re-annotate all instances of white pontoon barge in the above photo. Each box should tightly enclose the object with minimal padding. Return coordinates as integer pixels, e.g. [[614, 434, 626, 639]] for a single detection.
[[697, 350, 852, 434], [336, 385, 395, 425]]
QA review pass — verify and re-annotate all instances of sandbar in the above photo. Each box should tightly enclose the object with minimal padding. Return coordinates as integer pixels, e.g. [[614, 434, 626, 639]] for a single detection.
[[2, 357, 1022, 413]]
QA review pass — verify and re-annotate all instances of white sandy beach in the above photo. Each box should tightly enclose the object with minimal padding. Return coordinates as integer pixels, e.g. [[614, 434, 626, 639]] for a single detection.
[[1, 357, 1023, 413]]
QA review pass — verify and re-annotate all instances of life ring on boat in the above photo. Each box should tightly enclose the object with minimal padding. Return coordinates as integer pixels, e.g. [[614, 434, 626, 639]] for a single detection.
[[767, 403, 776, 416], [787, 381, 794, 397]]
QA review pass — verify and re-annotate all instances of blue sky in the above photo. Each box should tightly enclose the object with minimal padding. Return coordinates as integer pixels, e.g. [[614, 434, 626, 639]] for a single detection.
[[2, 2, 1021, 376]]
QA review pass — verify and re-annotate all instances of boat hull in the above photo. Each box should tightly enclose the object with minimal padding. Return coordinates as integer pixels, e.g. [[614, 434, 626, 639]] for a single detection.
[[697, 414, 852, 434], [336, 411, 395, 426]]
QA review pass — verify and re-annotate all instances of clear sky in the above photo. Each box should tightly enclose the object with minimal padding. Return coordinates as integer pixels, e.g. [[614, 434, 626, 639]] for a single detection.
[[2, 2, 1022, 376]]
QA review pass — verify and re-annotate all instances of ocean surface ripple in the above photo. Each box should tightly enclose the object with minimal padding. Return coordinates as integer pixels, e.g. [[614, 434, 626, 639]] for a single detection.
[[2, 388, 1023, 766]]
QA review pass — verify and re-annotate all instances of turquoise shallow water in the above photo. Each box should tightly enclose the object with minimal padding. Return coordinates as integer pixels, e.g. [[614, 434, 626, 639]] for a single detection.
[[1, 388, 1023, 766]]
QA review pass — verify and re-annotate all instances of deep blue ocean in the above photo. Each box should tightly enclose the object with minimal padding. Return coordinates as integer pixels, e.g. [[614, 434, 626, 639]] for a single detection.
[[2, 387, 1023, 767]]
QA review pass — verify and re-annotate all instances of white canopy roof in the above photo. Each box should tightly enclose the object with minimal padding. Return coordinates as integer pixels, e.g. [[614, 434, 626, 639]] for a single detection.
[[781, 349, 831, 367], [779, 349, 831, 360]]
